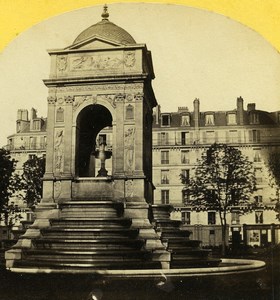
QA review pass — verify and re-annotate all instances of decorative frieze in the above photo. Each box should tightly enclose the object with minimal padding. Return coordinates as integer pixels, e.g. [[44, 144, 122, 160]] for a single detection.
[[70, 54, 122, 71], [53, 83, 143, 93], [97, 94, 116, 108], [124, 51, 136, 68], [73, 95, 97, 111], [134, 92, 144, 101], [115, 93, 126, 102], [64, 95, 75, 104], [68, 51, 136, 72], [47, 96, 56, 104], [57, 56, 67, 72]]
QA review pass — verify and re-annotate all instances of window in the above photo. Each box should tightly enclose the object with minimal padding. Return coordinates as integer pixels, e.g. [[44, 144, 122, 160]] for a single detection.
[[228, 130, 238, 143], [126, 104, 134, 119], [205, 114, 214, 125], [249, 130, 260, 142], [29, 137, 36, 149], [231, 212, 240, 225], [254, 168, 263, 183], [227, 113, 236, 125], [161, 190, 169, 204], [250, 113, 259, 124], [161, 170, 169, 184], [28, 154, 36, 160], [205, 131, 216, 143], [161, 114, 170, 126], [182, 190, 190, 203], [254, 195, 263, 204], [181, 132, 187, 145], [161, 151, 169, 164], [208, 211, 216, 225], [255, 211, 263, 224], [56, 108, 64, 122], [253, 150, 261, 162], [33, 120, 41, 130], [181, 115, 190, 126], [181, 169, 190, 184], [181, 150, 189, 164], [182, 211, 191, 224], [158, 132, 169, 145]]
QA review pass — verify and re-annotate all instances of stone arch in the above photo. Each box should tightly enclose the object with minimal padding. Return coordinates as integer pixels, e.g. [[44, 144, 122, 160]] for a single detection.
[[75, 104, 113, 177]]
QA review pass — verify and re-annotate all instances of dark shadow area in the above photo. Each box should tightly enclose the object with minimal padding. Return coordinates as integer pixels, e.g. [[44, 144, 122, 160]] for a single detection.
[[76, 104, 112, 177]]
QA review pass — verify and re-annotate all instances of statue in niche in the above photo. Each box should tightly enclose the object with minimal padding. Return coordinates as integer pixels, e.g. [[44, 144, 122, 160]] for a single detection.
[[54, 130, 64, 172], [124, 127, 135, 171]]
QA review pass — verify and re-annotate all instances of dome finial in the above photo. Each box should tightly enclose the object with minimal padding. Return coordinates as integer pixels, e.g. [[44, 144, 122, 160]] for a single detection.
[[101, 4, 109, 20]]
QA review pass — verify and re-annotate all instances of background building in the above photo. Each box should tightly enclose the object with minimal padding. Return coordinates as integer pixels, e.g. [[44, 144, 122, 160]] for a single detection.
[[152, 97, 280, 247], [6, 98, 280, 247]]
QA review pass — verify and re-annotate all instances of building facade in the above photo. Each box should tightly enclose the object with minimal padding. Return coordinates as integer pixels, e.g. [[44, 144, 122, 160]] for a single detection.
[[152, 97, 280, 247], [6, 97, 280, 247]]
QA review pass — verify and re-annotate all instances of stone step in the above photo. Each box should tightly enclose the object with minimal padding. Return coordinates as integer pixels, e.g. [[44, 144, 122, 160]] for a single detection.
[[40, 228, 139, 239], [14, 259, 161, 270], [23, 249, 152, 261], [50, 218, 132, 227], [60, 211, 119, 218], [155, 220, 182, 229], [59, 201, 123, 208], [166, 239, 203, 248], [161, 230, 191, 239], [33, 238, 145, 250], [164, 240, 201, 248]]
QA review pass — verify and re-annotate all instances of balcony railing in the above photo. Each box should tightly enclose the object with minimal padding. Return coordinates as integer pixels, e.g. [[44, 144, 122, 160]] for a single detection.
[[5, 144, 47, 151]]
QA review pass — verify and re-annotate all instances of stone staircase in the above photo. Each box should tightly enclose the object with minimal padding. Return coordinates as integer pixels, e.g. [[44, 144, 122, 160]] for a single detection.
[[9, 200, 161, 271], [151, 205, 221, 268]]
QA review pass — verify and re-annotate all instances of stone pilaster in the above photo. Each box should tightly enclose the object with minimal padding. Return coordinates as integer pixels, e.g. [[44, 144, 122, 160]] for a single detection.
[[42, 96, 56, 202]]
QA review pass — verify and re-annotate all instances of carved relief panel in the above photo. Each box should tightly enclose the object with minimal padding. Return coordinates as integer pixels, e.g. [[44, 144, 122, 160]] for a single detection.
[[124, 127, 135, 173], [54, 129, 64, 173]]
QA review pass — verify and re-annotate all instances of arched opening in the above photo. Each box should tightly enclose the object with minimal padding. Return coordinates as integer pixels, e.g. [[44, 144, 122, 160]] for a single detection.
[[76, 104, 112, 177]]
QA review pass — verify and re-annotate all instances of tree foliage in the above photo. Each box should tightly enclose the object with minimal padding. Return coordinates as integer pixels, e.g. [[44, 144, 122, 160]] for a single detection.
[[0, 148, 22, 226], [21, 155, 45, 208], [0, 148, 17, 205], [182, 143, 256, 254], [267, 151, 280, 219]]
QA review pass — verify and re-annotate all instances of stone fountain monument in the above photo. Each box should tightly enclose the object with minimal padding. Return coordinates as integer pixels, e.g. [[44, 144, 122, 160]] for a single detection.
[[5, 7, 236, 273]]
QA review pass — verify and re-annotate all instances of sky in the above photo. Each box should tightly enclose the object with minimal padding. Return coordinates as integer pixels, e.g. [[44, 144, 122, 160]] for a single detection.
[[0, 3, 280, 146]]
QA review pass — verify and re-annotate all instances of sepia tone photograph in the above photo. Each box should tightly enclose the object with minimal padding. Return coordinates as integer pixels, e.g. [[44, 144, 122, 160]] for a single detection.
[[0, 2, 279, 299]]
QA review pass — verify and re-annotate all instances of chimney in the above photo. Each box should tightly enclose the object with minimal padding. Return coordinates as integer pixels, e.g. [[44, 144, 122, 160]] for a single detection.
[[17, 109, 28, 121], [178, 107, 189, 113], [193, 98, 200, 128], [236, 97, 244, 125], [154, 105, 161, 125], [247, 103, 256, 112], [30, 108, 37, 120]]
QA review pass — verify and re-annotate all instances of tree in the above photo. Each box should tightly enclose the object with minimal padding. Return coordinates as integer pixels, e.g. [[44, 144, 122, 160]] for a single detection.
[[267, 151, 280, 219], [0, 148, 22, 228], [21, 155, 45, 209], [182, 143, 256, 255]]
